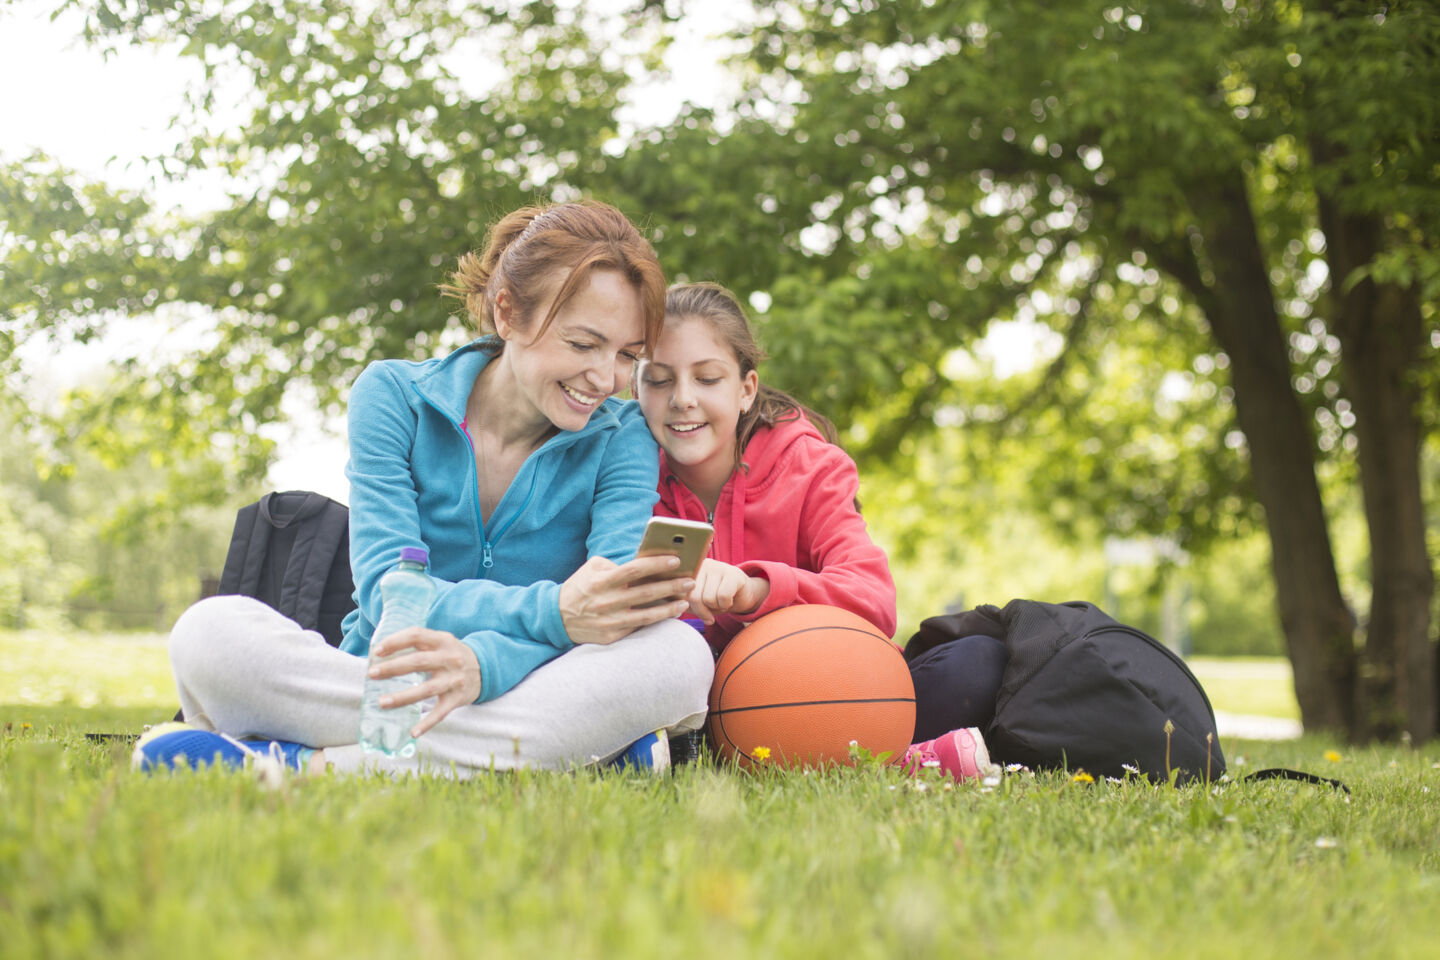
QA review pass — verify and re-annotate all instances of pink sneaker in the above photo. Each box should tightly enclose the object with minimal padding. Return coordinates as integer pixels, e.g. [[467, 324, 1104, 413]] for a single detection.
[[902, 727, 1001, 783]]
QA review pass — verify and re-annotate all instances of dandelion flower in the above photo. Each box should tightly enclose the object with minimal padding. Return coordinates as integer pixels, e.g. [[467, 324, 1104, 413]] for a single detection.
[[751, 746, 771, 762], [1071, 770, 1095, 784], [21, 723, 32, 730], [1324, 750, 1342, 763]]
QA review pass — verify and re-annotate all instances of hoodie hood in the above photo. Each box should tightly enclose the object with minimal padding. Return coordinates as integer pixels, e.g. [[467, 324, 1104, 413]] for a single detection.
[[656, 414, 825, 518], [652, 411, 896, 650]]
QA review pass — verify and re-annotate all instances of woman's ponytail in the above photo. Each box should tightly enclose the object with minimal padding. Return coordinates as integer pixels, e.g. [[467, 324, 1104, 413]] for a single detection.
[[440, 207, 543, 336]]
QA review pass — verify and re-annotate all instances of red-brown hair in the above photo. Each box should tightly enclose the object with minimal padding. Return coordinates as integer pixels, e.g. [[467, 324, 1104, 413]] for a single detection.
[[442, 201, 666, 352]]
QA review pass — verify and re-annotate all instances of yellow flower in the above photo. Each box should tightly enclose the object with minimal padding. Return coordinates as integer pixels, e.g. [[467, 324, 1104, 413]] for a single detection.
[[751, 746, 771, 762], [20, 723, 31, 731], [1324, 750, 1342, 763], [1071, 770, 1094, 784]]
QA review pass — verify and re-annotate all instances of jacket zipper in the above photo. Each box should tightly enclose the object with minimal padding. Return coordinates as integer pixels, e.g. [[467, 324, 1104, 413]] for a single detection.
[[418, 391, 504, 576], [412, 351, 586, 577]]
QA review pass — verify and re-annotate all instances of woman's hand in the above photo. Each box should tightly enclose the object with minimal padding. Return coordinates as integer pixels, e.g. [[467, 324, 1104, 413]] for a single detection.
[[368, 627, 482, 738], [559, 555, 695, 645], [687, 559, 771, 625]]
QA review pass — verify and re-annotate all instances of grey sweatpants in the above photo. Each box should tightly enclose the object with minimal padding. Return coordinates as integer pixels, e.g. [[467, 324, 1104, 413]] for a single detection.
[[169, 595, 714, 776]]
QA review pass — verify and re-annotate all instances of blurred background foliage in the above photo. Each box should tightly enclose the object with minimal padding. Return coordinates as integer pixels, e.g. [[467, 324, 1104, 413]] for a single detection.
[[1, 0, 1436, 734]]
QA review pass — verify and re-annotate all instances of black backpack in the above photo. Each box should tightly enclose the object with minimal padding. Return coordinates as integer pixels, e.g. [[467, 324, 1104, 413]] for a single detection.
[[216, 490, 357, 647], [906, 599, 1226, 784], [161, 491, 357, 725]]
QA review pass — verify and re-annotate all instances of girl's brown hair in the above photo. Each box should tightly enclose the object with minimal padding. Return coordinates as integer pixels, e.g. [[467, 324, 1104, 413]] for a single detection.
[[441, 201, 666, 352], [662, 282, 839, 470]]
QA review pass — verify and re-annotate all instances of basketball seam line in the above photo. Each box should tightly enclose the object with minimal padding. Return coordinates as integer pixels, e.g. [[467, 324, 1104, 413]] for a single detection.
[[714, 696, 916, 716]]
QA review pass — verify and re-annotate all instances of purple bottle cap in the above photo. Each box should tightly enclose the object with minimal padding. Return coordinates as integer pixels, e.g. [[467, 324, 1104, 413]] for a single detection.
[[399, 547, 429, 565]]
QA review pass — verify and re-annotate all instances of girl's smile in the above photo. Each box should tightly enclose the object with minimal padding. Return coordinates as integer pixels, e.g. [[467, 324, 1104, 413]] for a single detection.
[[638, 316, 759, 507]]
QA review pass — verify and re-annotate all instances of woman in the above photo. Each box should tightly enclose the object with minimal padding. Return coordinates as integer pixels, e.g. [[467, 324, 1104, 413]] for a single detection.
[[636, 282, 1000, 782], [141, 202, 715, 776]]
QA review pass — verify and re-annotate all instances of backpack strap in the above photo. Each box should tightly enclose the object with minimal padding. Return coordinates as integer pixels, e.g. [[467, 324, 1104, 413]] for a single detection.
[[1243, 767, 1350, 793], [265, 492, 349, 632], [903, 605, 1005, 661], [217, 499, 271, 599]]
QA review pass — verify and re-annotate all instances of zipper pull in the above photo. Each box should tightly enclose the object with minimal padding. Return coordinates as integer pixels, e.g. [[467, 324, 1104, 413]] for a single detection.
[[707, 510, 714, 525], [482, 541, 494, 569]]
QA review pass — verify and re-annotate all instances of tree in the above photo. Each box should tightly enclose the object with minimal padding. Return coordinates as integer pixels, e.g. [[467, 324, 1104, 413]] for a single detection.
[[4, 0, 670, 477], [708, 0, 1437, 740]]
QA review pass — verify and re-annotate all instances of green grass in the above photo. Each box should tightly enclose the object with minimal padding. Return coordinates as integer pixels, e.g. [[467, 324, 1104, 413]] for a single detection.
[[0, 630, 173, 709], [3, 709, 1439, 957], [3, 633, 1438, 957]]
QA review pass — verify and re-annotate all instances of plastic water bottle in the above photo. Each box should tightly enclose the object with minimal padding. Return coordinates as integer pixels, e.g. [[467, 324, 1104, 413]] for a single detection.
[[359, 547, 436, 757]]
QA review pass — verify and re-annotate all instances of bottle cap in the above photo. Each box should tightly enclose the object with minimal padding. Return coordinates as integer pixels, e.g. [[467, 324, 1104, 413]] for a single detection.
[[399, 546, 429, 565]]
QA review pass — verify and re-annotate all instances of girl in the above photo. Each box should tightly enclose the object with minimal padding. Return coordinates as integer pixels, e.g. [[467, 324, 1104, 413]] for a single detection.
[[636, 282, 1000, 782], [139, 201, 714, 776], [635, 282, 898, 648]]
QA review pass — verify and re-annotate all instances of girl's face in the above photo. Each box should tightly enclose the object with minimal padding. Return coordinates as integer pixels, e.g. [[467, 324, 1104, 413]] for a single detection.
[[638, 316, 759, 482], [495, 269, 646, 433]]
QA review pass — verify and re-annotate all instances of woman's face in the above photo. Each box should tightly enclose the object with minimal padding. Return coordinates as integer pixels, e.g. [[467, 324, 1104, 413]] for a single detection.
[[496, 269, 646, 433], [637, 315, 758, 479]]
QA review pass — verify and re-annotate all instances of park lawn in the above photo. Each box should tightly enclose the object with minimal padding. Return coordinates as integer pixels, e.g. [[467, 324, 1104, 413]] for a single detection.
[[0, 630, 174, 710], [1185, 656, 1301, 721], [2, 706, 1438, 959]]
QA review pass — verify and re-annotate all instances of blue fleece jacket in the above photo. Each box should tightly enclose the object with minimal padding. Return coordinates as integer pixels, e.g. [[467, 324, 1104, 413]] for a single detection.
[[338, 339, 659, 701]]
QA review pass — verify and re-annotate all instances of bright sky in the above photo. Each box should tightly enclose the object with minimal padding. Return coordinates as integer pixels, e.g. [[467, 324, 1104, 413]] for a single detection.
[[1, 2, 1050, 504], [0, 6, 201, 192], [1, 2, 748, 503]]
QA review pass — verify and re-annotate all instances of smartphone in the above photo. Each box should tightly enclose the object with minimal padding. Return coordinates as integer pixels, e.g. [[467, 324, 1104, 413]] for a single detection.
[[632, 516, 714, 605]]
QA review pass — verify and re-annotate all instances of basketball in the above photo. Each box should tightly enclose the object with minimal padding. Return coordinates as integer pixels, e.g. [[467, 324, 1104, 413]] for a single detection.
[[707, 604, 916, 769]]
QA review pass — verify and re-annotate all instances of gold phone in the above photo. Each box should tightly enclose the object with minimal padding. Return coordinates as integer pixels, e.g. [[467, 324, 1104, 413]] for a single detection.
[[632, 516, 714, 606]]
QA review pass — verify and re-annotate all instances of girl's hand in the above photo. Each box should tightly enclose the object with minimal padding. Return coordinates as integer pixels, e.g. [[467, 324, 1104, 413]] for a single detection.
[[368, 627, 482, 738], [559, 555, 695, 645], [687, 559, 771, 624]]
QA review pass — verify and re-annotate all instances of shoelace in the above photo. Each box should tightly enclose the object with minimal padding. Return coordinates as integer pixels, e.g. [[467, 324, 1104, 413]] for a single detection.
[[903, 746, 942, 776]]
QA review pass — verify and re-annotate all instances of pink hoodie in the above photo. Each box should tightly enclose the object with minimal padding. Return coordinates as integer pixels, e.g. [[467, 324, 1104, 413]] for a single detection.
[[655, 414, 898, 650]]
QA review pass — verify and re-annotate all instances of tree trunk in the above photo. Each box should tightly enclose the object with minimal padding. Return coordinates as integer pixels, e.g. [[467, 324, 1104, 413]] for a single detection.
[[1167, 170, 1360, 736], [1312, 188, 1436, 742]]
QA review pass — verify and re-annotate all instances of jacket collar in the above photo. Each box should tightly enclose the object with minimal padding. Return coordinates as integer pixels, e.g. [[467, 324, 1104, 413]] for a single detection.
[[411, 337, 623, 439]]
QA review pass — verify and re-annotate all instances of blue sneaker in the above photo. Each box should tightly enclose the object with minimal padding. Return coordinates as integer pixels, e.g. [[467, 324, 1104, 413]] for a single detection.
[[132, 722, 311, 773], [607, 730, 671, 773]]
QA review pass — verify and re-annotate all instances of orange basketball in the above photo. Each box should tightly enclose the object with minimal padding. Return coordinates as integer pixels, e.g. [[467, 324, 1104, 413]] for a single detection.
[[706, 604, 916, 769]]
